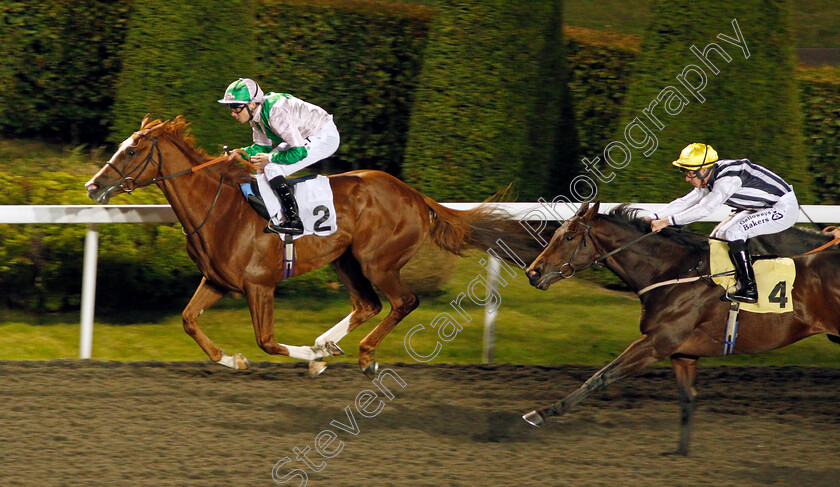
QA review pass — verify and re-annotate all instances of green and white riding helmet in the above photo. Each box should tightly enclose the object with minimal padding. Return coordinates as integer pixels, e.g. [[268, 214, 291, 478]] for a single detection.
[[218, 78, 264, 118]]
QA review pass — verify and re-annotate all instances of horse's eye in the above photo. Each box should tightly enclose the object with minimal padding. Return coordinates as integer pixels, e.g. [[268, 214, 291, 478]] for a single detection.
[[127, 149, 135, 156], [565, 234, 575, 241]]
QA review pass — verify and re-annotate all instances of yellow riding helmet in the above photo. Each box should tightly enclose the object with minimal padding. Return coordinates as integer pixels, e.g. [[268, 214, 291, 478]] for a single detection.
[[672, 143, 718, 170]]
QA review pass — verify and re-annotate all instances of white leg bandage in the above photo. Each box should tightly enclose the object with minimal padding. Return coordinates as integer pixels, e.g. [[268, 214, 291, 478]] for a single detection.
[[283, 345, 318, 361], [315, 314, 352, 348], [216, 353, 237, 369]]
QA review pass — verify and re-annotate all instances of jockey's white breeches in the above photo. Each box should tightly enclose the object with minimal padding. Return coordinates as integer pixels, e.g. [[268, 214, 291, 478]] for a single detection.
[[710, 191, 798, 242], [257, 119, 339, 223], [263, 118, 340, 179]]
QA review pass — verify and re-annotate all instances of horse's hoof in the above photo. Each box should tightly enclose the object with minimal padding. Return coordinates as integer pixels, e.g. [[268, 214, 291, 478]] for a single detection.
[[522, 410, 545, 427], [309, 360, 328, 378], [361, 360, 379, 379], [328, 341, 345, 356], [234, 353, 250, 370]]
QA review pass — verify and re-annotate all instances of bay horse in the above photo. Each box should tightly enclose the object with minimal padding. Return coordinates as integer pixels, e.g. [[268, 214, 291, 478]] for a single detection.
[[85, 115, 546, 376], [522, 201, 840, 455]]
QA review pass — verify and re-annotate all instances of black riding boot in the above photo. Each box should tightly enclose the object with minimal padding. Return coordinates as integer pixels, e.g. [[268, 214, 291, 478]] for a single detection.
[[265, 176, 304, 235], [726, 239, 758, 303]]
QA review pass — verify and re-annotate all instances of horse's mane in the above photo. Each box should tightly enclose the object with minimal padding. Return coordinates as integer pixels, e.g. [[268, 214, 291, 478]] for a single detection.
[[143, 115, 254, 184], [604, 204, 708, 253]]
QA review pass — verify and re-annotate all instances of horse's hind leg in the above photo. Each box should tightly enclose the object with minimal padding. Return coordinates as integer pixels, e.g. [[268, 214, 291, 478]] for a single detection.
[[303, 254, 384, 378], [314, 253, 383, 353], [183, 278, 248, 369], [523, 333, 678, 426], [669, 354, 698, 456], [357, 269, 419, 377]]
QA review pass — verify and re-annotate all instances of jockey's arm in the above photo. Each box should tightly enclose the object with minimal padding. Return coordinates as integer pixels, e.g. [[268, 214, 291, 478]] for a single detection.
[[650, 188, 705, 221], [240, 143, 273, 160], [670, 184, 734, 226], [266, 106, 309, 165]]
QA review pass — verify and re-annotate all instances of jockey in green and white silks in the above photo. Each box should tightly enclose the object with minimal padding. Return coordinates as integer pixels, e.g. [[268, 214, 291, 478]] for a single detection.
[[218, 78, 340, 235]]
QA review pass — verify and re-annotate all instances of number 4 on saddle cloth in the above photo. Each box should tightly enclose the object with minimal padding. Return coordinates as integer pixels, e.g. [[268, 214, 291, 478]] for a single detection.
[[709, 239, 796, 355], [709, 239, 796, 314], [239, 174, 338, 239]]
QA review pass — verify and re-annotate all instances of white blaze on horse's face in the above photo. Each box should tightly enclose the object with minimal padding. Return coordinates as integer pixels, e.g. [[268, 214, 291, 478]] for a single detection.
[[85, 136, 137, 203], [111, 136, 136, 164]]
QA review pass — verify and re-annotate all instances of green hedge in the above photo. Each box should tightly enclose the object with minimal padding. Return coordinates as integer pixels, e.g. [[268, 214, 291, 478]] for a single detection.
[[253, 0, 434, 175], [564, 27, 640, 165], [599, 0, 810, 204], [798, 67, 840, 205], [401, 0, 580, 202], [0, 0, 132, 145], [108, 0, 255, 154], [0, 168, 340, 313]]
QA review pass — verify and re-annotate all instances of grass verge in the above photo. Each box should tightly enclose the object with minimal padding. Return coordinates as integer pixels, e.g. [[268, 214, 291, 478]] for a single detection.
[[1, 254, 837, 367]]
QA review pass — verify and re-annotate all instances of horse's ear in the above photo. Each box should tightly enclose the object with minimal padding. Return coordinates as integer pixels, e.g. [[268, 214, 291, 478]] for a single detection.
[[575, 201, 590, 216], [582, 200, 600, 221], [141, 114, 152, 129]]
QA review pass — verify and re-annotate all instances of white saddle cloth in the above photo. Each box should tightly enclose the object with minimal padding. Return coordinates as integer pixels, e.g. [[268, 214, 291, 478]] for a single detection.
[[256, 174, 338, 239]]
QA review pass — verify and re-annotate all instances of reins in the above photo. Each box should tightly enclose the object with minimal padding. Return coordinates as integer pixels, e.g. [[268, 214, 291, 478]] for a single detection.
[[549, 222, 656, 280], [119, 133, 259, 190], [804, 226, 840, 255], [181, 173, 226, 237], [592, 231, 656, 264], [111, 131, 262, 236], [572, 221, 723, 296]]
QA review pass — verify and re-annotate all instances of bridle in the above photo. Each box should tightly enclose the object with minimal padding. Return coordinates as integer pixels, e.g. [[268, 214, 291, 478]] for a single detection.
[[552, 221, 594, 279], [550, 218, 656, 279], [106, 130, 230, 236], [106, 132, 168, 194]]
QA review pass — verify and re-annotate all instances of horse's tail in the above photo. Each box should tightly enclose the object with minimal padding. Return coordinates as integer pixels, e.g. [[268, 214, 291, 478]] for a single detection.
[[421, 193, 557, 265]]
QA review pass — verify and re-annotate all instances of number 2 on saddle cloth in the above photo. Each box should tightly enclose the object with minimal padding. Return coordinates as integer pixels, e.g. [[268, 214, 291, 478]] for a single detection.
[[239, 174, 338, 278]]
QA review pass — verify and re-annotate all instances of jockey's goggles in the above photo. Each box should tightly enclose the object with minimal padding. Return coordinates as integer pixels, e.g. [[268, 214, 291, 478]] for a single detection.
[[228, 104, 248, 114]]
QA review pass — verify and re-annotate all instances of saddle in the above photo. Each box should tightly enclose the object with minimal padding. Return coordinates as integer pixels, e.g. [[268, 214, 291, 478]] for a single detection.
[[239, 174, 337, 239], [709, 240, 795, 314], [239, 174, 318, 221]]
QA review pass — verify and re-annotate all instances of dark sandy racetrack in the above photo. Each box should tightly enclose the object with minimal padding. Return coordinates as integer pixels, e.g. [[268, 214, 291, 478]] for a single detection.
[[1, 361, 838, 486]]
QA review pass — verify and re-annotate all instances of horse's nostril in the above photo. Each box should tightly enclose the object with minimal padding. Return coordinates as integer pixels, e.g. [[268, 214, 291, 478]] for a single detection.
[[527, 269, 540, 280]]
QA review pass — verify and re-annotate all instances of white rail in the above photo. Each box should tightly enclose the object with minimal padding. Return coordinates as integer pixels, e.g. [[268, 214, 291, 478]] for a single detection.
[[1, 203, 839, 360]]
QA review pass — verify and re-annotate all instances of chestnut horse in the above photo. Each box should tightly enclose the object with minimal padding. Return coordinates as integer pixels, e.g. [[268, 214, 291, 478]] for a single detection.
[[523, 201, 840, 455], [86, 116, 546, 376]]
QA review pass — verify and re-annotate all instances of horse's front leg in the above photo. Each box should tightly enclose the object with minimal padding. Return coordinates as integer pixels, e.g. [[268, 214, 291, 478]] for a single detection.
[[244, 282, 330, 375], [669, 354, 698, 456], [183, 277, 248, 369], [523, 333, 678, 426]]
